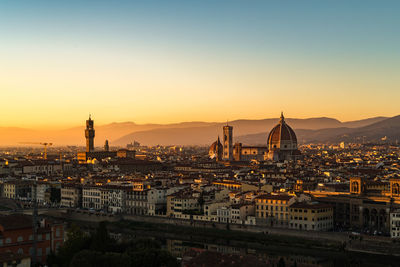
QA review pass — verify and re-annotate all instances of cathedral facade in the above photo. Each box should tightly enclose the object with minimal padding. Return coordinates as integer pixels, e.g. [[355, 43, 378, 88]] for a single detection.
[[209, 113, 301, 162]]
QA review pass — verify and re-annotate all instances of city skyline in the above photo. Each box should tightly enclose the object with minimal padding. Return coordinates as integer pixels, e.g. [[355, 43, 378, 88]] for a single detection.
[[1, 0, 400, 128], [2, 2, 400, 266]]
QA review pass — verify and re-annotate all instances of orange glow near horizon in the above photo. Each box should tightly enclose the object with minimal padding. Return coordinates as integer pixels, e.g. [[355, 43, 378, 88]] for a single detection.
[[1, 2, 399, 129], [2, 49, 399, 129], [2, 56, 399, 130]]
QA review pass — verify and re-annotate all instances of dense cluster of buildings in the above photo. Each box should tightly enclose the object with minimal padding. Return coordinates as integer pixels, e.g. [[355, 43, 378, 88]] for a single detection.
[[0, 113, 400, 264]]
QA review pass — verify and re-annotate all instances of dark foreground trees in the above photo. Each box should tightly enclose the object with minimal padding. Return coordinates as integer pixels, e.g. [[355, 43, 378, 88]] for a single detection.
[[47, 222, 178, 267]]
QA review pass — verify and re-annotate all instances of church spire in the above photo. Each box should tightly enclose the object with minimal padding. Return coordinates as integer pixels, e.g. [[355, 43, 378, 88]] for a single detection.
[[280, 112, 285, 122]]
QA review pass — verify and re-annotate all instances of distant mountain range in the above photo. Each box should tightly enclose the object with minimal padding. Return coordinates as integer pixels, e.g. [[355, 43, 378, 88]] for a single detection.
[[114, 116, 392, 146], [236, 116, 400, 145], [1, 116, 398, 147]]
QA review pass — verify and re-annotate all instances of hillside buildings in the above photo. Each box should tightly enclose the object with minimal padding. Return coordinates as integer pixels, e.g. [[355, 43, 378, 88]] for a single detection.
[[0, 112, 399, 263]]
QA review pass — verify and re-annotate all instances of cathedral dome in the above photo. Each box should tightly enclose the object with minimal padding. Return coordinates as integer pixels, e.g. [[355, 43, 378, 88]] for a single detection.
[[267, 113, 297, 151], [209, 137, 223, 159]]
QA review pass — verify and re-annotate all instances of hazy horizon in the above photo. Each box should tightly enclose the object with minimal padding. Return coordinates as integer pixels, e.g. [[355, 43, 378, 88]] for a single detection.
[[0, 114, 396, 130], [0, 114, 397, 147]]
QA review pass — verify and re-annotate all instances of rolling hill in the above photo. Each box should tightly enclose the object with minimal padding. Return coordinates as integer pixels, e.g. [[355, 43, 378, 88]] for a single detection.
[[236, 116, 400, 145], [0, 116, 393, 146], [113, 116, 390, 146]]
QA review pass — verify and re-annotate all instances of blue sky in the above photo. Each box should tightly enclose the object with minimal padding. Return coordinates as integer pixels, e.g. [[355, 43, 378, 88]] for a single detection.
[[0, 0, 399, 127]]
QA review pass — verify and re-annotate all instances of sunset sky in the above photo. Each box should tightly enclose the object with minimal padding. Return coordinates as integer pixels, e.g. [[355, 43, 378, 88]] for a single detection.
[[1, 0, 399, 128]]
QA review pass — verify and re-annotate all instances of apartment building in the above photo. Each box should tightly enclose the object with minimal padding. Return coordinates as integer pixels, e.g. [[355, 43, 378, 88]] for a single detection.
[[255, 193, 311, 227], [126, 189, 149, 215], [289, 202, 334, 231], [230, 203, 255, 224], [255, 194, 294, 227], [147, 186, 185, 216], [82, 186, 102, 210], [2, 180, 31, 200], [0, 214, 64, 264], [101, 185, 128, 214], [61, 184, 82, 208], [167, 189, 200, 218]]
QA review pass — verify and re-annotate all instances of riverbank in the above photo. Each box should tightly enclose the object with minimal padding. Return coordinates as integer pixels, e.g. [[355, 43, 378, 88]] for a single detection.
[[43, 209, 400, 259], [67, 217, 400, 267]]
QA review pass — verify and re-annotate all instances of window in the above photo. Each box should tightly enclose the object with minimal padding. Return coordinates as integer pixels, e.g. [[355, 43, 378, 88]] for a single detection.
[[0, 239, 3, 246], [37, 248, 42, 257], [18, 248, 23, 254], [5, 238, 11, 244], [17, 236, 23, 242], [46, 247, 51, 255], [46, 233, 50, 240], [38, 234, 42, 241]]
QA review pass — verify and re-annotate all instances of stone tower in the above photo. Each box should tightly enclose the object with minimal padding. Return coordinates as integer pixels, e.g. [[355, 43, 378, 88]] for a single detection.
[[85, 115, 95, 152], [223, 124, 233, 160], [104, 140, 109, 152]]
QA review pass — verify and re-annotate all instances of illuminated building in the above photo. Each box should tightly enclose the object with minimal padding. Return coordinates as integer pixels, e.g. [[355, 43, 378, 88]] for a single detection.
[[266, 112, 301, 161], [223, 124, 233, 160], [209, 136, 223, 161], [289, 202, 333, 231], [211, 113, 301, 162]]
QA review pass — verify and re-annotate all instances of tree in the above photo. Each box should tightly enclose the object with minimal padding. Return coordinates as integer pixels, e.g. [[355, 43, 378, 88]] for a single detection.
[[90, 221, 114, 252], [48, 223, 178, 267], [70, 250, 130, 267], [125, 248, 178, 267], [47, 223, 90, 267]]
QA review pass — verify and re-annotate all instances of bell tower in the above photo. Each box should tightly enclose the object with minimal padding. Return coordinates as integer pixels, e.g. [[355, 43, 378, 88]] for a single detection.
[[85, 114, 95, 152], [223, 123, 233, 160]]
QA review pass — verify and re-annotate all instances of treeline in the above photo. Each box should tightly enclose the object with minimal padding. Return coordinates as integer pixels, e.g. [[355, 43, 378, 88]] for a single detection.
[[47, 222, 178, 267]]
